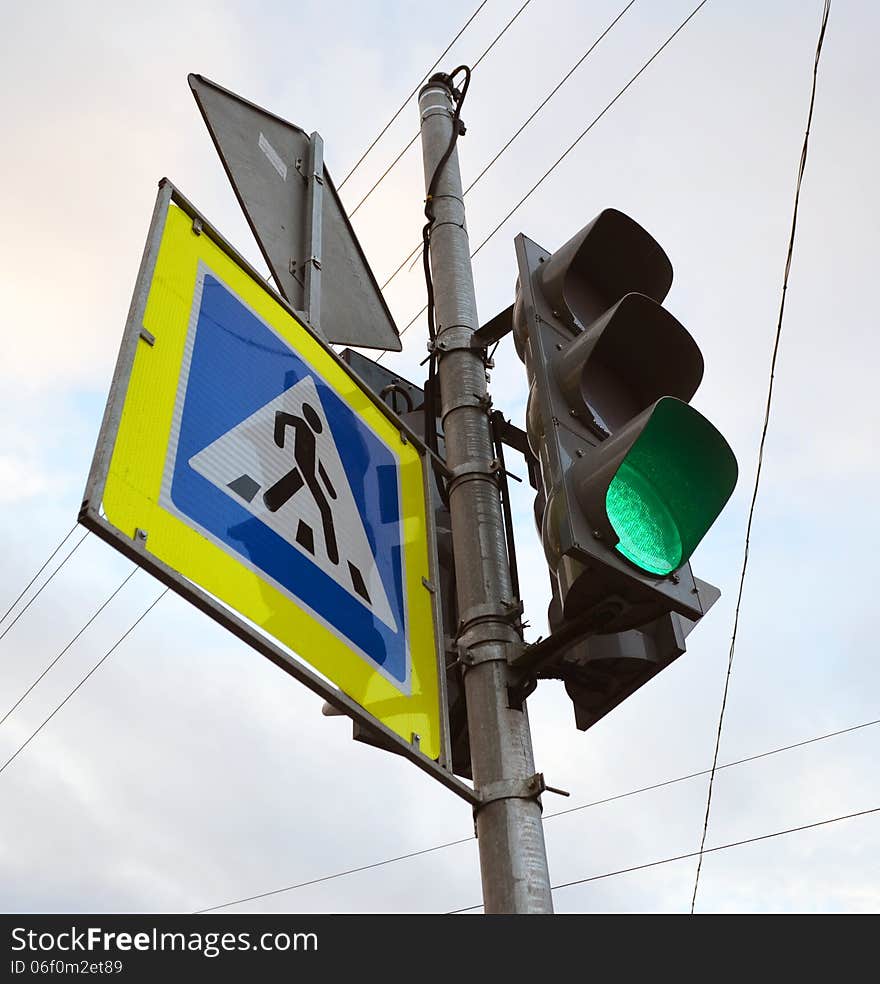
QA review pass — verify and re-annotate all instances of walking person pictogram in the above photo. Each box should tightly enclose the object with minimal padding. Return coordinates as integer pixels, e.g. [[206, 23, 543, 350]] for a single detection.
[[262, 403, 340, 565]]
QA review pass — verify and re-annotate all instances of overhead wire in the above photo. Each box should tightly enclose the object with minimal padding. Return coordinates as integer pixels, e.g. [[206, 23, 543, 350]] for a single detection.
[[348, 0, 534, 218], [0, 587, 168, 779], [0, 530, 90, 645], [0, 523, 79, 629], [337, 0, 490, 190], [377, 0, 638, 290], [449, 804, 880, 913], [192, 715, 880, 912], [690, 0, 832, 915], [382, 0, 712, 356], [0, 567, 138, 730]]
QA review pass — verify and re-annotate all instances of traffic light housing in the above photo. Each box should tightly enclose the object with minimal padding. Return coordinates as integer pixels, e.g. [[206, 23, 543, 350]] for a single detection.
[[513, 209, 737, 720]]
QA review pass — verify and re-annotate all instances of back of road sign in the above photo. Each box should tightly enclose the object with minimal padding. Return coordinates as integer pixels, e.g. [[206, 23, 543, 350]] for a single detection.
[[189, 74, 401, 352], [81, 180, 442, 760]]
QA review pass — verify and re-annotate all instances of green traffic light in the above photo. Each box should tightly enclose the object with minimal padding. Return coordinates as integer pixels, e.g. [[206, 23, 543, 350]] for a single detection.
[[607, 460, 683, 574], [605, 398, 737, 576]]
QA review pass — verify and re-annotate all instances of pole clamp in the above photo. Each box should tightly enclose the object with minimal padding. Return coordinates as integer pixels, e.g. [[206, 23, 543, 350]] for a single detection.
[[458, 599, 523, 630], [433, 324, 475, 355], [476, 773, 570, 809], [446, 457, 501, 494], [441, 391, 491, 419]]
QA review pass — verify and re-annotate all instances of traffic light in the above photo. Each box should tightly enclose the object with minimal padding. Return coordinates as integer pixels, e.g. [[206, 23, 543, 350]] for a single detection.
[[512, 208, 737, 724]]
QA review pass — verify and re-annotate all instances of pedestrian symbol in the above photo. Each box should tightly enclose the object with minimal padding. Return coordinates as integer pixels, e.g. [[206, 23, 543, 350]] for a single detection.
[[188, 373, 397, 632]]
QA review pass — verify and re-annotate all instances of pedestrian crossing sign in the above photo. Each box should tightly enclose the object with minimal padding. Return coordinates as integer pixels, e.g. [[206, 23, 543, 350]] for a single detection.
[[82, 181, 445, 761]]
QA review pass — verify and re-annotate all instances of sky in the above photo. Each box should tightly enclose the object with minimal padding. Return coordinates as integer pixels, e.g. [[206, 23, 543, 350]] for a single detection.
[[1, 0, 878, 914]]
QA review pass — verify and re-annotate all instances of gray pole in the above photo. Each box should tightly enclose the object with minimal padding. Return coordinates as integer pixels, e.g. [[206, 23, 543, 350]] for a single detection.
[[418, 75, 553, 913]]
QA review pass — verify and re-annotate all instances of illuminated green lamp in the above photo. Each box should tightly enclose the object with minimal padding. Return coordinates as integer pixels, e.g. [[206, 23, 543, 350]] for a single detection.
[[605, 398, 738, 576]]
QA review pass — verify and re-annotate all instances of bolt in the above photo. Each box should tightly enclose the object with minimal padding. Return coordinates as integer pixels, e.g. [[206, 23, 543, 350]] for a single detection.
[[671, 573, 680, 584], [576, 449, 584, 458], [569, 409, 577, 417], [592, 530, 602, 540], [555, 343, 563, 351]]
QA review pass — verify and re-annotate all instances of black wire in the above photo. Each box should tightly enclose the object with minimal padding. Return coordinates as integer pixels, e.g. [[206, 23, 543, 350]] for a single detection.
[[337, 0, 490, 191], [385, 0, 712, 350], [348, 0, 533, 218], [469, 0, 710, 260], [372, 0, 633, 254], [350, 133, 422, 218], [463, 0, 636, 201], [690, 0, 832, 915], [192, 714, 880, 913], [544, 717, 880, 822], [0, 567, 138, 730], [0, 588, 168, 779], [0, 524, 78, 629], [419, 66, 471, 499], [0, 530, 89, 645], [193, 834, 475, 914], [449, 804, 880, 913]]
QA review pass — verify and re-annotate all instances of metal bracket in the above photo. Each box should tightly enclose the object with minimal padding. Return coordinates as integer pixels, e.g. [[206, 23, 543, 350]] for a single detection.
[[470, 304, 513, 350], [477, 773, 569, 809], [303, 131, 324, 339], [507, 675, 538, 710]]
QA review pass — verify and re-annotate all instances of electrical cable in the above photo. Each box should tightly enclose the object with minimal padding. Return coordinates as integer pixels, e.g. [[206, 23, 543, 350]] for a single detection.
[[0, 523, 78, 629], [0, 567, 138, 730], [348, 0, 533, 218], [0, 530, 89, 645], [377, 0, 637, 289], [0, 587, 168, 779], [690, 0, 832, 915], [419, 65, 471, 499], [449, 803, 880, 913], [193, 835, 473, 914], [469, 0, 710, 260], [192, 714, 880, 912], [383, 0, 712, 353], [337, 0, 490, 190]]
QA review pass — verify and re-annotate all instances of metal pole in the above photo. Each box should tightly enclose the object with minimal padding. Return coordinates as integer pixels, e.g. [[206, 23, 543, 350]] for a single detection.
[[418, 75, 553, 913]]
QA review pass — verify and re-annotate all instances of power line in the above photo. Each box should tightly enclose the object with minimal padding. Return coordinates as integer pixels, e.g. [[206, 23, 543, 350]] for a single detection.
[[449, 803, 880, 913], [469, 0, 710, 260], [544, 717, 880, 822], [194, 835, 475, 915], [0, 587, 168, 779], [193, 715, 880, 912], [0, 567, 138, 730], [348, 0, 534, 218], [0, 530, 89, 645], [337, 0, 490, 190], [377, 0, 637, 289], [382, 0, 712, 356], [690, 0, 832, 915], [0, 524, 78, 629]]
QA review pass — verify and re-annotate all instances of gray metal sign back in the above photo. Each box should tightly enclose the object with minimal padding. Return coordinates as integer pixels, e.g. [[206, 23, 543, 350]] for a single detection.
[[189, 74, 401, 352]]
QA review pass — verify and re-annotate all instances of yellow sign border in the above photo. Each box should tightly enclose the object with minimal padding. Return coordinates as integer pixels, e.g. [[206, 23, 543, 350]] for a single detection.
[[87, 184, 444, 761]]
